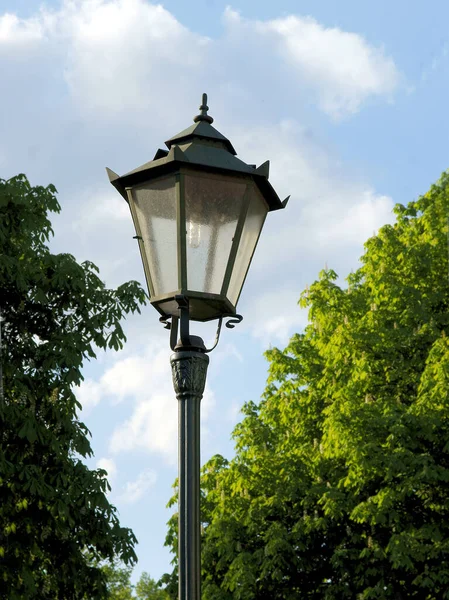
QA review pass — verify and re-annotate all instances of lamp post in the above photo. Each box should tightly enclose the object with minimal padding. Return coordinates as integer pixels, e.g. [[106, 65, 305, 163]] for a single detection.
[[107, 94, 288, 600]]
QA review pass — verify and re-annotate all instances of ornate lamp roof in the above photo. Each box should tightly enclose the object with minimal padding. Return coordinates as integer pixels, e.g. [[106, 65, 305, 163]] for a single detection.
[[106, 93, 289, 212]]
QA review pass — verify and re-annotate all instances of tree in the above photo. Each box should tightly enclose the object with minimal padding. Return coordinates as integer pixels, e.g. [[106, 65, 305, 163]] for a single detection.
[[89, 561, 168, 600], [135, 571, 170, 599], [163, 170, 449, 598], [0, 174, 147, 599], [99, 560, 133, 600]]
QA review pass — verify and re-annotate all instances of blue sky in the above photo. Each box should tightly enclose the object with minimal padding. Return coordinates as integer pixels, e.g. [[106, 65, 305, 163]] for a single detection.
[[2, 0, 449, 585]]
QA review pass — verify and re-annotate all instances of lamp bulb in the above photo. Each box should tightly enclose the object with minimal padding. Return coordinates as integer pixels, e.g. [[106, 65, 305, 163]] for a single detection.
[[187, 221, 201, 249]]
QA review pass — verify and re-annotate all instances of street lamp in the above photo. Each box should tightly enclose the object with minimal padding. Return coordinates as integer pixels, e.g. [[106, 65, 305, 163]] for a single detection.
[[107, 94, 288, 600]]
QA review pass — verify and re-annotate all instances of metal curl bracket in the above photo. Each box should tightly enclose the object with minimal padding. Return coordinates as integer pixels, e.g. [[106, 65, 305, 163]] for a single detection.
[[224, 314, 243, 329], [165, 298, 243, 353], [204, 313, 243, 353], [159, 315, 172, 330]]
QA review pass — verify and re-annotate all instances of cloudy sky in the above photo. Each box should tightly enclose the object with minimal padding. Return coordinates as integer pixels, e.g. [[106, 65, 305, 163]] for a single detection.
[[2, 0, 449, 584]]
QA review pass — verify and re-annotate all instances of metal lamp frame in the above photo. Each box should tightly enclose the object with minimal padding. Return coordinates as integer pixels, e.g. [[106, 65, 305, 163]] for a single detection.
[[107, 94, 289, 600]]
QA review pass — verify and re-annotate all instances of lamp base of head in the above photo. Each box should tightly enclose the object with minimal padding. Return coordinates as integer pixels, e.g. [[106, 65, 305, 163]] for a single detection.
[[173, 335, 207, 352], [151, 291, 236, 322]]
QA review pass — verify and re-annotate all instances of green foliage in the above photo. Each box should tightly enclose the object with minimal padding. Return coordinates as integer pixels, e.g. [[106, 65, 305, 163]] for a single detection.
[[87, 561, 168, 600], [0, 175, 148, 599], [98, 561, 134, 600], [135, 571, 170, 599], [164, 170, 449, 598]]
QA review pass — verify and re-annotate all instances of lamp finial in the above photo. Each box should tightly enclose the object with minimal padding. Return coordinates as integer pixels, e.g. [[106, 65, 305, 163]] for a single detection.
[[193, 93, 214, 124]]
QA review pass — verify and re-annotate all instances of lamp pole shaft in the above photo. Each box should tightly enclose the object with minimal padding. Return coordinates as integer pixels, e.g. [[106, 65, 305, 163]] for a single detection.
[[171, 349, 209, 600]]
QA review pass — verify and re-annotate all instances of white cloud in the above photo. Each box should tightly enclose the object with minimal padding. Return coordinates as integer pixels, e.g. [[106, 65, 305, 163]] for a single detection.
[[59, 0, 210, 118], [76, 340, 168, 404], [73, 190, 130, 231], [421, 40, 449, 83], [313, 189, 392, 245], [108, 379, 216, 465], [225, 119, 395, 343], [96, 457, 117, 484], [0, 1, 400, 129], [109, 392, 177, 460], [118, 468, 157, 504], [0, 2, 399, 283], [241, 286, 309, 347], [227, 400, 242, 423], [212, 342, 244, 368], [75, 377, 104, 414], [223, 8, 400, 119], [0, 12, 44, 44], [75, 337, 215, 463], [100, 352, 166, 403]]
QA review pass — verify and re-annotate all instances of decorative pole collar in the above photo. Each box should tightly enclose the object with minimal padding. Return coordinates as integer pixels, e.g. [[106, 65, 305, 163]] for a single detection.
[[193, 93, 214, 124]]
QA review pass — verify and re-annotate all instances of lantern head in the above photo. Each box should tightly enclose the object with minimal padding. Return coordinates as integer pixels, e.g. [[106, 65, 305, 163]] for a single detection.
[[107, 94, 289, 322]]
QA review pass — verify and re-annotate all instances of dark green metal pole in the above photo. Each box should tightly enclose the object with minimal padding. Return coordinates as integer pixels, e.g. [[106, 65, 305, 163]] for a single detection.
[[171, 347, 209, 600]]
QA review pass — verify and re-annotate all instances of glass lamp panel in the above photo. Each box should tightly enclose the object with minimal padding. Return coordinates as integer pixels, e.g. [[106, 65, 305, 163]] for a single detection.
[[131, 176, 178, 297], [184, 173, 247, 294], [227, 186, 268, 306]]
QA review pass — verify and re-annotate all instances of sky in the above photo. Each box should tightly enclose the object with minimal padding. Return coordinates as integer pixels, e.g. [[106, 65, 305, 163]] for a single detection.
[[1, 0, 449, 585]]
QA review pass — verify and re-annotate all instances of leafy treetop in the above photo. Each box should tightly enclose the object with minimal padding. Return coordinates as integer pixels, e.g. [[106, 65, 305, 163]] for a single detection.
[[0, 174, 147, 599], [163, 170, 449, 599]]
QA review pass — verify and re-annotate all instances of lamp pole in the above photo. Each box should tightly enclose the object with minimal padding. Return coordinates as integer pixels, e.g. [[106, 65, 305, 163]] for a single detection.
[[171, 340, 208, 600], [168, 295, 210, 600]]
